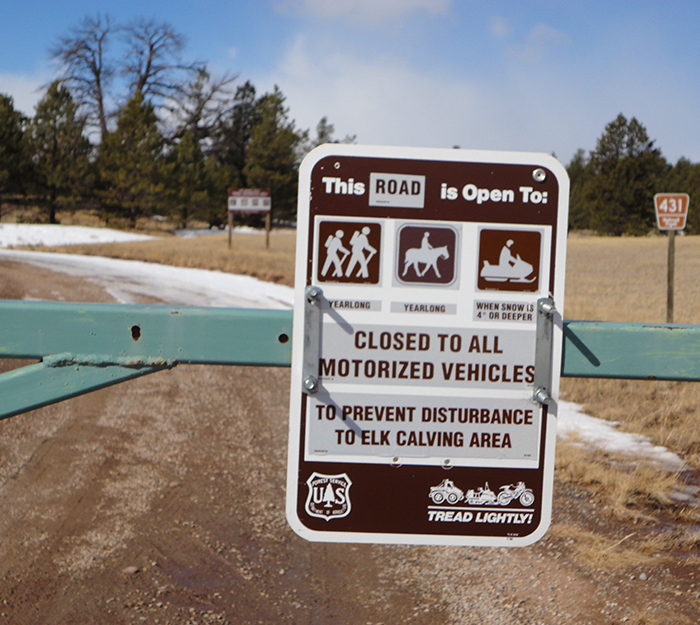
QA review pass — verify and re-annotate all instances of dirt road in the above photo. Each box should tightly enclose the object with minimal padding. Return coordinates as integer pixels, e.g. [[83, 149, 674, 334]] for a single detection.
[[0, 259, 698, 624]]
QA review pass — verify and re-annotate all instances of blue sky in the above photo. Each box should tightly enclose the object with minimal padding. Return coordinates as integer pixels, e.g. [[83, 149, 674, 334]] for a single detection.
[[2, 0, 699, 166]]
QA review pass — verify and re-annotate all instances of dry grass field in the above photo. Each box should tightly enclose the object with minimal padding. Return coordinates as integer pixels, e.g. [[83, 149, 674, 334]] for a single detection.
[[40, 229, 700, 524], [563, 237, 700, 462], [48, 230, 298, 286]]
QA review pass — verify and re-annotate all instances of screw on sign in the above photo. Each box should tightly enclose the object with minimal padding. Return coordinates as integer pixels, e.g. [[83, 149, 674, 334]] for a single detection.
[[654, 193, 689, 230]]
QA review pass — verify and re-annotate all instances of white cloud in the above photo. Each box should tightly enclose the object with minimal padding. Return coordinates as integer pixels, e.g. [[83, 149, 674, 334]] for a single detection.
[[261, 34, 586, 158], [0, 73, 45, 116], [508, 23, 571, 64], [276, 0, 451, 25], [490, 16, 512, 39], [268, 35, 479, 147]]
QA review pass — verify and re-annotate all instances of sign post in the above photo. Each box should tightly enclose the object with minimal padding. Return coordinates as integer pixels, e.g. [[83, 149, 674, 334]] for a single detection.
[[654, 193, 690, 323], [227, 189, 272, 249], [287, 145, 569, 547]]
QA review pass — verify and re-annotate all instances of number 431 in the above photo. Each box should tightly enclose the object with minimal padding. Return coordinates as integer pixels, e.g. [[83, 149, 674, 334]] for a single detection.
[[659, 197, 685, 213]]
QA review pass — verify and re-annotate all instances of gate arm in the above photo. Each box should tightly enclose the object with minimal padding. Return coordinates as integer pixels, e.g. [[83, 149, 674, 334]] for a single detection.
[[4, 300, 700, 421], [562, 320, 700, 381], [0, 301, 293, 420], [0, 361, 168, 421]]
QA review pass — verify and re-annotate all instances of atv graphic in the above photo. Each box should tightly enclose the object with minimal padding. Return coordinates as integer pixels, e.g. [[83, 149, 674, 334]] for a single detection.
[[497, 482, 535, 506], [429, 479, 464, 504]]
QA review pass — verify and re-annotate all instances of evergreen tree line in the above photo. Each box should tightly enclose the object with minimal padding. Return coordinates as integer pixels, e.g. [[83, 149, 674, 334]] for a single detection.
[[568, 114, 700, 235], [0, 15, 353, 227]]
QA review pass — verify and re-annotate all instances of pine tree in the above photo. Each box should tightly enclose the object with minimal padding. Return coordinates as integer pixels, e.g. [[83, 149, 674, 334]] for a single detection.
[[97, 92, 169, 225], [0, 94, 28, 216], [26, 81, 92, 223], [665, 157, 700, 234], [210, 80, 260, 185], [578, 115, 669, 235], [168, 129, 226, 228], [243, 86, 306, 221]]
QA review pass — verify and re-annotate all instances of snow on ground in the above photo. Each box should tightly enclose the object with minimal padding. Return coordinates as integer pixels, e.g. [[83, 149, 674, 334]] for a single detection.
[[0, 224, 154, 247], [0, 249, 293, 310], [557, 401, 684, 471], [0, 225, 685, 469], [175, 226, 261, 238]]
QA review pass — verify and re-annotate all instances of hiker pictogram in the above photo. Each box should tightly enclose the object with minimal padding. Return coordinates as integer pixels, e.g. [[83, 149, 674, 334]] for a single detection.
[[321, 229, 350, 278], [396, 225, 457, 285], [317, 221, 381, 284], [477, 229, 541, 293], [346, 227, 377, 278]]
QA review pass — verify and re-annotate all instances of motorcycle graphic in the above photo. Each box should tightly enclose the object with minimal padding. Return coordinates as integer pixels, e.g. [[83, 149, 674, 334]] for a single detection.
[[497, 482, 535, 507]]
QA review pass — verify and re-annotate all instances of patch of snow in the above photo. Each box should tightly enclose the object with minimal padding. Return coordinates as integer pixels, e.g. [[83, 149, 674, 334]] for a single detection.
[[0, 224, 154, 248], [0, 250, 293, 310], [558, 400, 684, 471]]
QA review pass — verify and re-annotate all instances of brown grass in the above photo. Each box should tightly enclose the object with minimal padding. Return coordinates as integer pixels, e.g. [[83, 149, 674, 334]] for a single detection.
[[44, 230, 298, 286], [555, 440, 680, 522], [565, 233, 700, 324], [549, 523, 670, 571], [563, 233, 700, 475]]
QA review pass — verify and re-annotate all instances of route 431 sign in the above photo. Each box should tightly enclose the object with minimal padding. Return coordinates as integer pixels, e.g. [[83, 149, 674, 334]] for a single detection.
[[287, 145, 569, 547]]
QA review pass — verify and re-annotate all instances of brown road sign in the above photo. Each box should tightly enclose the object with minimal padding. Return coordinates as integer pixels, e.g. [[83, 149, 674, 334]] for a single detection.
[[287, 145, 569, 547], [228, 188, 271, 213], [654, 193, 689, 230]]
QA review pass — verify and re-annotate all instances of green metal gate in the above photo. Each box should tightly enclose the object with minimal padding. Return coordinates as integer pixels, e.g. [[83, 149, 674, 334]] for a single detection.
[[2, 300, 700, 421]]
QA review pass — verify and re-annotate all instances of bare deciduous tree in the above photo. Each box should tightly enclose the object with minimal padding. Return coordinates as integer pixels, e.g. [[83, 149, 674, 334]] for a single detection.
[[167, 68, 238, 146], [51, 14, 114, 143], [120, 17, 203, 107]]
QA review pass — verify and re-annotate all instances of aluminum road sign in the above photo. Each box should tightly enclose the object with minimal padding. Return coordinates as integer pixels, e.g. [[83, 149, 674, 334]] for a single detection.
[[654, 193, 689, 230], [287, 145, 569, 547]]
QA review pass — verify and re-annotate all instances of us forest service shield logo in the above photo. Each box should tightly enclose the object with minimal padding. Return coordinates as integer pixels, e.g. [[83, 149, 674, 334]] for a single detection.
[[305, 472, 352, 521]]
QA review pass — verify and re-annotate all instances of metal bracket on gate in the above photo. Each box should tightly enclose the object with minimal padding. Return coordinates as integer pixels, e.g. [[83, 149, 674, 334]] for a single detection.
[[302, 285, 323, 394], [533, 297, 556, 407]]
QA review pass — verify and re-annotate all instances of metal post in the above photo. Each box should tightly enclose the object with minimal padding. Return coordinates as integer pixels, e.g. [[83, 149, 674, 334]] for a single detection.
[[265, 212, 271, 250], [667, 230, 675, 323], [228, 211, 233, 249]]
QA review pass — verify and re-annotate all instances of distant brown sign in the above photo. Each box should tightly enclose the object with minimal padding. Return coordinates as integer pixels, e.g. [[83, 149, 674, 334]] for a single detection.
[[655, 193, 689, 230], [228, 188, 271, 213]]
